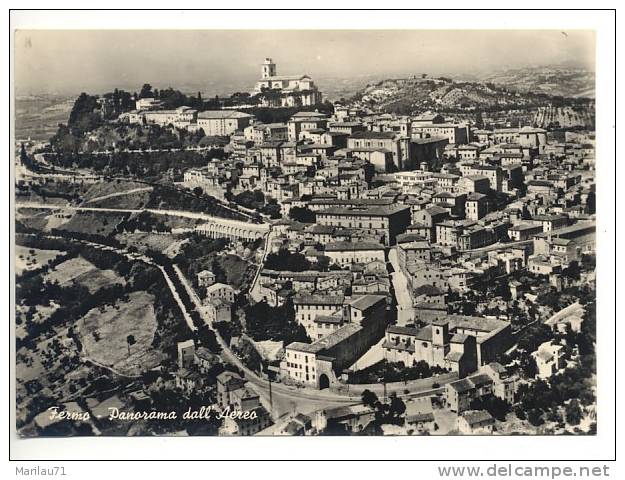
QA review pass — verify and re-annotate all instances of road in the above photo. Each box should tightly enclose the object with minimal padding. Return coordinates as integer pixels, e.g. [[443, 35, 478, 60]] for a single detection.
[[21, 226, 457, 421], [16, 202, 270, 233], [545, 301, 584, 328], [505, 301, 585, 356], [17, 158, 257, 222], [248, 227, 277, 302], [171, 265, 362, 418], [82, 186, 153, 205], [388, 247, 415, 326]]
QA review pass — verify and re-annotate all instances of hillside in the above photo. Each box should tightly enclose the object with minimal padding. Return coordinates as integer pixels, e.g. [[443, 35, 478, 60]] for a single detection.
[[349, 74, 594, 117], [478, 66, 595, 99]]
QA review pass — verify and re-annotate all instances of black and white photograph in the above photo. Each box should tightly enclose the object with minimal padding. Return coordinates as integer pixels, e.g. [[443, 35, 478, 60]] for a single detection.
[[7, 7, 617, 469]]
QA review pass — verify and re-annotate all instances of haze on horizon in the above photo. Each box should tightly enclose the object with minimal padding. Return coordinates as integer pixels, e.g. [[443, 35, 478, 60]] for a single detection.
[[15, 30, 595, 96]]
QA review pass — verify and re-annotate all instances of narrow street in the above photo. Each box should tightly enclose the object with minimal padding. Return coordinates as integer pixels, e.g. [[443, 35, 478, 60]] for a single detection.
[[25, 232, 461, 424], [170, 264, 362, 418], [388, 247, 415, 326], [248, 227, 275, 302]]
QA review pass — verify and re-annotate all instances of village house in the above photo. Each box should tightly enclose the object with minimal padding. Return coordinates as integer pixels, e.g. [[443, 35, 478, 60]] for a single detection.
[[457, 410, 495, 434]]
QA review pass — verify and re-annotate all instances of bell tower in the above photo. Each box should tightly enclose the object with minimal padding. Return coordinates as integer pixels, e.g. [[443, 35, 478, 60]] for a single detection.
[[431, 318, 450, 367], [261, 58, 277, 79]]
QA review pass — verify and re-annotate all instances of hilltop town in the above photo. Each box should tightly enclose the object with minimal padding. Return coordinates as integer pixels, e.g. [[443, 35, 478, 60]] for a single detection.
[[15, 57, 597, 437]]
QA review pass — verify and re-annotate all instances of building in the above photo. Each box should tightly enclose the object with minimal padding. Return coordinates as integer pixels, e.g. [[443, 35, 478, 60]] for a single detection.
[[205, 283, 235, 304], [444, 372, 499, 413], [323, 241, 386, 267], [193, 347, 219, 374], [479, 362, 517, 405], [244, 122, 289, 143], [383, 320, 478, 378], [254, 58, 323, 107], [347, 131, 407, 170], [134, 106, 198, 127], [508, 222, 544, 241], [411, 122, 469, 145], [532, 341, 565, 379], [458, 175, 490, 195], [293, 294, 345, 338], [177, 339, 196, 369], [282, 295, 388, 388], [216, 372, 273, 436], [216, 371, 247, 409], [384, 315, 512, 370], [531, 214, 570, 233], [313, 404, 375, 433], [457, 410, 495, 434], [397, 239, 431, 271], [518, 126, 548, 149], [196, 110, 253, 136], [465, 193, 488, 221], [135, 97, 162, 110], [460, 163, 504, 192], [197, 270, 216, 288], [405, 397, 436, 432], [533, 222, 595, 263], [316, 204, 412, 246]]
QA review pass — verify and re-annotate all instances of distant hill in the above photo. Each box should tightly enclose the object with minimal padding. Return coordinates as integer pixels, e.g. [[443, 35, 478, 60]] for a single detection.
[[15, 94, 75, 142], [348, 71, 594, 118], [477, 66, 595, 99]]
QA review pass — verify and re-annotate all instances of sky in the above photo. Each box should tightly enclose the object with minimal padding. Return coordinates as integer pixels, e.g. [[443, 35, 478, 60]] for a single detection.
[[14, 30, 595, 96]]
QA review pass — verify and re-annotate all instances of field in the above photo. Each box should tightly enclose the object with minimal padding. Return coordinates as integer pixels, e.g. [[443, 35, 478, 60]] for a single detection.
[[78, 291, 163, 376], [82, 180, 148, 202], [44, 256, 126, 292], [81, 180, 153, 209], [57, 211, 129, 236], [116, 232, 189, 258], [15, 94, 74, 142], [15, 245, 64, 276], [15, 302, 60, 342], [216, 254, 256, 291]]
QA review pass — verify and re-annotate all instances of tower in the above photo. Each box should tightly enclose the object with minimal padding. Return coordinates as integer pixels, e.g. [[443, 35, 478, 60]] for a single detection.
[[431, 318, 449, 367], [261, 58, 277, 79]]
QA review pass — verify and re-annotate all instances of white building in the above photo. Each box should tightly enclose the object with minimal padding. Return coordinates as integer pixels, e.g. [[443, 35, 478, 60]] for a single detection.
[[531, 341, 565, 379], [253, 58, 323, 107], [197, 110, 254, 137]]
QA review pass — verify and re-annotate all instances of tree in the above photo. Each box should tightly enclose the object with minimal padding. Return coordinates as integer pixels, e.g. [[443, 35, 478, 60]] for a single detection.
[[517, 323, 553, 353], [470, 395, 511, 422], [126, 334, 136, 356], [361, 389, 378, 409], [289, 207, 316, 223], [565, 399, 583, 426], [140, 84, 154, 99], [527, 408, 544, 427], [519, 353, 538, 378], [475, 111, 484, 129], [264, 249, 311, 272], [389, 393, 406, 418]]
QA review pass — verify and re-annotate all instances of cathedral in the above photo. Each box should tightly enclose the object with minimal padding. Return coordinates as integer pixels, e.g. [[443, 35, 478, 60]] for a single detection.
[[253, 58, 323, 107]]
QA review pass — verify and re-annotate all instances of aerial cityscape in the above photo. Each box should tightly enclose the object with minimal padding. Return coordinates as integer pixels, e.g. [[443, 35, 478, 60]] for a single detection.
[[14, 30, 597, 437]]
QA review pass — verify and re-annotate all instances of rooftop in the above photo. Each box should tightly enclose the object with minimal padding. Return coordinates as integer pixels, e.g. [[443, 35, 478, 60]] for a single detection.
[[197, 110, 253, 119], [349, 131, 398, 140], [349, 294, 386, 312], [318, 204, 411, 217], [293, 294, 345, 306], [325, 241, 384, 252], [461, 410, 494, 425]]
